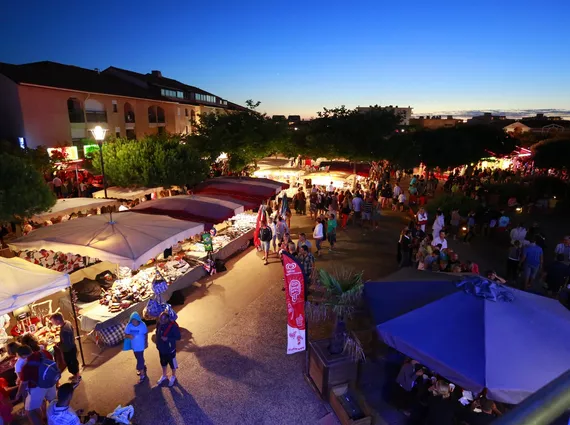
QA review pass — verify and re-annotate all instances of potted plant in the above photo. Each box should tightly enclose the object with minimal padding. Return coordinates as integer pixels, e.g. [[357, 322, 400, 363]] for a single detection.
[[307, 267, 365, 361]]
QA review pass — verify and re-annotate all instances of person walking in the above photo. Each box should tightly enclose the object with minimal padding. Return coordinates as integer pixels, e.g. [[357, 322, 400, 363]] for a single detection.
[[50, 313, 81, 386], [520, 237, 543, 290], [416, 207, 428, 232], [313, 218, 324, 256], [155, 312, 181, 387], [327, 213, 337, 251], [258, 221, 272, 265], [47, 383, 97, 425], [432, 210, 445, 239], [124, 312, 148, 383]]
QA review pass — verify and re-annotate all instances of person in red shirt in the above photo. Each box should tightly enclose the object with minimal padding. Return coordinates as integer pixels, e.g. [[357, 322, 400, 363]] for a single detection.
[[18, 345, 57, 425]]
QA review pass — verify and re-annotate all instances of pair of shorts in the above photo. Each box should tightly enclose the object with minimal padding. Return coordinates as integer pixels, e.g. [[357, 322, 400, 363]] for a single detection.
[[524, 264, 540, 281], [26, 386, 56, 411], [362, 212, 371, 220], [261, 240, 270, 252], [159, 352, 178, 369]]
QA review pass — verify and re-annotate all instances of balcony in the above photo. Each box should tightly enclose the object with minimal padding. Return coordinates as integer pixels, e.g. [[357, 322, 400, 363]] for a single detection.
[[68, 110, 85, 123], [86, 110, 107, 123]]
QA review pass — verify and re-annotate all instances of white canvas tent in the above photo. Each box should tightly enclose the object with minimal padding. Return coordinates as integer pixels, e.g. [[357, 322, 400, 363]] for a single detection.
[[31, 198, 120, 222], [92, 186, 166, 200], [9, 212, 204, 269], [0, 257, 71, 316]]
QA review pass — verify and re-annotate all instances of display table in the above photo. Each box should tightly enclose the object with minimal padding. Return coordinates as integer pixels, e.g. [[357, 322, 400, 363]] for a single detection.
[[214, 228, 254, 260], [60, 229, 255, 332]]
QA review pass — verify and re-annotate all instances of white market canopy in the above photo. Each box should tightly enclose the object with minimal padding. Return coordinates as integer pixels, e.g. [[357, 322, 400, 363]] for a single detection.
[[253, 167, 305, 179], [303, 171, 354, 187], [31, 198, 120, 222], [92, 186, 167, 201], [9, 212, 204, 269], [0, 257, 71, 316]]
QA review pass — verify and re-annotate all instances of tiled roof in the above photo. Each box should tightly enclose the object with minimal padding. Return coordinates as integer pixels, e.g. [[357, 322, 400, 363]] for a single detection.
[[0, 61, 160, 100]]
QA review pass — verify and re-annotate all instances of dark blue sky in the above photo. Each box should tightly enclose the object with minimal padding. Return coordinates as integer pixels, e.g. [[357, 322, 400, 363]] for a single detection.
[[1, 0, 569, 117]]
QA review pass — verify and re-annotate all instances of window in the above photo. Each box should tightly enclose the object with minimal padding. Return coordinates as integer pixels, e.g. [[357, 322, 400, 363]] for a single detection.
[[185, 108, 188, 117], [67, 97, 84, 123], [157, 106, 165, 124], [124, 102, 135, 123], [115, 127, 120, 138], [185, 125, 188, 134], [195, 93, 216, 103], [160, 88, 184, 98], [148, 106, 157, 124], [112, 100, 118, 113], [85, 99, 107, 123]]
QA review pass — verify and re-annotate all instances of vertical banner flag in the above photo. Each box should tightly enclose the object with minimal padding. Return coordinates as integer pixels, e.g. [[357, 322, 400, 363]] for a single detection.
[[282, 252, 306, 354], [253, 205, 265, 249]]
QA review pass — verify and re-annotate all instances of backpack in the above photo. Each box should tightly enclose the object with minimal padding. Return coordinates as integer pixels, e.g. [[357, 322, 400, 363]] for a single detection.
[[28, 353, 61, 388], [260, 227, 271, 242]]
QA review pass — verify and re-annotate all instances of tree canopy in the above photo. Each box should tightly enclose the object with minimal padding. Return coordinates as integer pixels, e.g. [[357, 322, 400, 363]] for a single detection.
[[188, 100, 289, 172], [0, 153, 56, 222], [410, 125, 515, 169], [91, 135, 208, 188], [532, 138, 570, 169]]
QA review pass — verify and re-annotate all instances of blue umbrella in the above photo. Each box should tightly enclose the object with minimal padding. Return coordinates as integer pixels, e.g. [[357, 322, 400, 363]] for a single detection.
[[364, 275, 570, 404]]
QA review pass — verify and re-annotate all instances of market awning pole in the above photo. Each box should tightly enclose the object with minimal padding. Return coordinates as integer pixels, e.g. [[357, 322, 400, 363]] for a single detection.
[[68, 287, 86, 368]]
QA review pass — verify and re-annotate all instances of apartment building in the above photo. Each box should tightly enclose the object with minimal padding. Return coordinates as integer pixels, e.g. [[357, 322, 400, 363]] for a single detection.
[[0, 61, 244, 153]]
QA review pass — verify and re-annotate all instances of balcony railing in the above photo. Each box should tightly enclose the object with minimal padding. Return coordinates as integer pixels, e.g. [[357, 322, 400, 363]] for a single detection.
[[86, 110, 108, 123], [68, 110, 85, 123]]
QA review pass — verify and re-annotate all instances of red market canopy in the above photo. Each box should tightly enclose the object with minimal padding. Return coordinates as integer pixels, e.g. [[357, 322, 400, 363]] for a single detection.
[[193, 177, 289, 201], [131, 195, 246, 224]]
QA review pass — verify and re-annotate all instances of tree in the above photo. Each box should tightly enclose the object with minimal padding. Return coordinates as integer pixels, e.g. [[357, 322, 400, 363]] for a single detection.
[[188, 100, 289, 172], [0, 153, 56, 222], [532, 138, 570, 169], [300, 106, 402, 161], [91, 135, 208, 188], [411, 125, 515, 169], [0, 141, 53, 178], [307, 268, 365, 360]]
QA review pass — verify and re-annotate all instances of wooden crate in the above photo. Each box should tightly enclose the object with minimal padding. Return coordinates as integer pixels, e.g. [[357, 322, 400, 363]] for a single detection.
[[329, 384, 372, 425]]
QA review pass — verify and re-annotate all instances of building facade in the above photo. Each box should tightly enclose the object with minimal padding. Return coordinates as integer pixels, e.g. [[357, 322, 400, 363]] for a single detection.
[[0, 61, 244, 151], [409, 115, 463, 129]]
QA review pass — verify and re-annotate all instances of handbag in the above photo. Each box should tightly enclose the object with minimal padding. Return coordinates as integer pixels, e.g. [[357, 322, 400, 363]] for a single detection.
[[152, 270, 168, 295]]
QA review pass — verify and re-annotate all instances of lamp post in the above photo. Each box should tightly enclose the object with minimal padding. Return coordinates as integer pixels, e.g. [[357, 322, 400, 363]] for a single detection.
[[90, 126, 108, 199]]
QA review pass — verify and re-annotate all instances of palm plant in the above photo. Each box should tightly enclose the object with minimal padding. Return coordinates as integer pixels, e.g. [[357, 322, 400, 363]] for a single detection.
[[306, 267, 365, 360]]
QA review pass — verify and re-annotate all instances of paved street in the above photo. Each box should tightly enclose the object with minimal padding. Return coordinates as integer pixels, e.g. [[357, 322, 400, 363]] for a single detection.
[[64, 209, 405, 424]]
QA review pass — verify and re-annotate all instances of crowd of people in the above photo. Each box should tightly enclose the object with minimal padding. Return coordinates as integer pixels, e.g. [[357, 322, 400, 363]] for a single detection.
[[394, 358, 502, 425]]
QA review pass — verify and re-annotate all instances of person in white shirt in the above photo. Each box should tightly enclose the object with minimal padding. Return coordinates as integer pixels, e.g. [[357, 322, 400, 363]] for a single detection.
[[352, 194, 364, 223], [313, 218, 324, 256], [431, 231, 448, 250], [397, 193, 406, 212], [510, 223, 527, 245], [554, 236, 570, 262], [432, 211, 445, 239], [47, 383, 97, 425], [327, 182, 335, 193], [416, 207, 428, 232]]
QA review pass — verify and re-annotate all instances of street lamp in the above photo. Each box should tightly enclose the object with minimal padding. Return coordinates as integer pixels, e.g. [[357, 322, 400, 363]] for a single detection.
[[90, 126, 108, 199]]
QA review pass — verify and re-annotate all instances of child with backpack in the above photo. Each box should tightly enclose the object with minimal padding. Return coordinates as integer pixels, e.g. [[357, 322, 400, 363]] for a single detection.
[[18, 344, 61, 425], [155, 312, 181, 387], [124, 312, 148, 383]]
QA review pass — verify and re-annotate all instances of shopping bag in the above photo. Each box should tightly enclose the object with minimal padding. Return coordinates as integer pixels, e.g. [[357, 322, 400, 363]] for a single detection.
[[152, 270, 168, 294], [122, 337, 132, 351]]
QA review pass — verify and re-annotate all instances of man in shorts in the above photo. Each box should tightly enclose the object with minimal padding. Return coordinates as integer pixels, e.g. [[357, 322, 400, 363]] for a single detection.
[[258, 222, 272, 265], [520, 236, 543, 290], [155, 312, 181, 387], [19, 345, 57, 425]]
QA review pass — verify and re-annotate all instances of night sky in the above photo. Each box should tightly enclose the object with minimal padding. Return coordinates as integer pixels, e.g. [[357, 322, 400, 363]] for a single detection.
[[1, 0, 569, 117]]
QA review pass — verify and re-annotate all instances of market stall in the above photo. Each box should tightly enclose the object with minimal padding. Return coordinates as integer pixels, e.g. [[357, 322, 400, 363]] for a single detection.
[[302, 171, 356, 189], [0, 257, 84, 374], [252, 167, 305, 185], [193, 176, 288, 201], [92, 186, 179, 201], [30, 198, 120, 224], [8, 211, 257, 335], [364, 273, 570, 404], [131, 195, 245, 225]]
